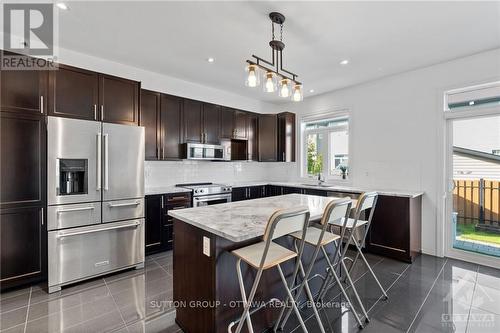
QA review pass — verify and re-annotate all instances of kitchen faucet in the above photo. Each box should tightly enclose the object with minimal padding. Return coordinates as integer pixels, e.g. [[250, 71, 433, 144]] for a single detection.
[[317, 173, 325, 185]]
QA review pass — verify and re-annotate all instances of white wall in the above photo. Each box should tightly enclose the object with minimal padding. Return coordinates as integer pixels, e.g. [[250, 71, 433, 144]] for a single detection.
[[56, 47, 280, 114], [281, 48, 500, 256]]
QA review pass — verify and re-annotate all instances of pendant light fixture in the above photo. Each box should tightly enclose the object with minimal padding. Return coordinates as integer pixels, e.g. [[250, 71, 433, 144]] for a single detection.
[[245, 12, 303, 102]]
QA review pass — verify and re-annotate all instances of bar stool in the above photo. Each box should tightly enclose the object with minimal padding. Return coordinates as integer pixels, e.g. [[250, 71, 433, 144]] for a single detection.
[[326, 192, 389, 323], [275, 197, 367, 331], [228, 207, 311, 333]]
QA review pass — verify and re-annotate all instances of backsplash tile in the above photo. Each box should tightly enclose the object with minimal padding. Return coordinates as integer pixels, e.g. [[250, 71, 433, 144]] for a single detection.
[[145, 161, 296, 188]]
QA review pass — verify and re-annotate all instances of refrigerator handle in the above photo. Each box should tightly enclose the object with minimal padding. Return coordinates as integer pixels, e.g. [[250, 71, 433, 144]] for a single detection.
[[55, 158, 60, 195], [104, 133, 109, 191], [97, 133, 101, 191]]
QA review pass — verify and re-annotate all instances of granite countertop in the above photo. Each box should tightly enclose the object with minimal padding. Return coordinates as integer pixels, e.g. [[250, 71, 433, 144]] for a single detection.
[[145, 186, 192, 196], [230, 181, 423, 198], [168, 193, 347, 242]]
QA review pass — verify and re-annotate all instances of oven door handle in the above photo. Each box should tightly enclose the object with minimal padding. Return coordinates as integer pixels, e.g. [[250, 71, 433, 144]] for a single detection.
[[193, 194, 231, 203]]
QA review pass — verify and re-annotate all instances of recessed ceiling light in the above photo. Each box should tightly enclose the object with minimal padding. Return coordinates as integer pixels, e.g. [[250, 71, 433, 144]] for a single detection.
[[309, 89, 314, 93], [56, 2, 69, 10], [339, 59, 349, 65], [207, 57, 215, 63]]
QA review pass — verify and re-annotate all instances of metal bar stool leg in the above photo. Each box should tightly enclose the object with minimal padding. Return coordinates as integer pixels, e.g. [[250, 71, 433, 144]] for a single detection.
[[340, 257, 370, 323], [320, 246, 365, 328], [235, 258, 256, 333], [277, 264, 308, 333], [350, 235, 388, 299], [276, 240, 325, 332]]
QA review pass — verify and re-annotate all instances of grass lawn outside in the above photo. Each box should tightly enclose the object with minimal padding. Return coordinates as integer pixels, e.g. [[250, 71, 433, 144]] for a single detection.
[[457, 223, 500, 246]]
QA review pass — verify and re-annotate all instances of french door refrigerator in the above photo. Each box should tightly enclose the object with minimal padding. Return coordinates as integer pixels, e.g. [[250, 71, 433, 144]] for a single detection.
[[47, 116, 144, 293]]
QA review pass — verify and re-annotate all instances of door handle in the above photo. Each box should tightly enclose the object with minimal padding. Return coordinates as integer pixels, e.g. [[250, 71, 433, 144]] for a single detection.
[[40, 95, 44, 114], [103, 133, 109, 190], [107, 201, 140, 208], [97, 133, 102, 190], [93, 105, 97, 120], [100, 105, 104, 121], [57, 206, 95, 215], [56, 221, 140, 238]]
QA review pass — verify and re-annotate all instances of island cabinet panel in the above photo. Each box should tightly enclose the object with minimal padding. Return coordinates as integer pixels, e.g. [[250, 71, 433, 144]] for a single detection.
[[183, 99, 203, 143], [173, 219, 334, 333], [277, 112, 296, 162], [160, 94, 183, 160], [1, 69, 47, 115], [99, 75, 140, 125], [258, 114, 277, 162], [202, 103, 221, 144], [232, 186, 266, 201], [140, 90, 161, 160], [48, 64, 99, 120], [366, 195, 422, 263]]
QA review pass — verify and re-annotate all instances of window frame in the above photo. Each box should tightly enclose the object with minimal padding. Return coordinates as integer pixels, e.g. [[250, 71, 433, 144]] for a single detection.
[[300, 109, 351, 182]]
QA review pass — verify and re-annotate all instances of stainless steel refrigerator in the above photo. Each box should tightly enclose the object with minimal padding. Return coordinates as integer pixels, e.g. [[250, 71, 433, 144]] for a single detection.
[[46, 116, 145, 293]]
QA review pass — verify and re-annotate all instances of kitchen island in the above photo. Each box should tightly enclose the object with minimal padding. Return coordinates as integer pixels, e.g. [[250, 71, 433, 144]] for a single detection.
[[169, 194, 345, 333]]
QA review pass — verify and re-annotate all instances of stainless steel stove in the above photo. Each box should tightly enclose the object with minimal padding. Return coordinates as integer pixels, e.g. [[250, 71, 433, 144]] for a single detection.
[[176, 183, 232, 207]]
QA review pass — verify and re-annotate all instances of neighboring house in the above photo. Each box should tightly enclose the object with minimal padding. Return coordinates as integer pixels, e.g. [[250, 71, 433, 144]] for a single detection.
[[453, 146, 500, 180]]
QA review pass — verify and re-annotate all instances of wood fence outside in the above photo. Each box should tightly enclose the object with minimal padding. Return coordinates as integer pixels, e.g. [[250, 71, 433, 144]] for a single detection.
[[453, 179, 500, 227]]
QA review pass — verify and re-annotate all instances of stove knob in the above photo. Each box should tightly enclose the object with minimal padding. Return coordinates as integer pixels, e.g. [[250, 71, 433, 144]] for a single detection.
[[200, 189, 204, 193], [194, 189, 198, 193]]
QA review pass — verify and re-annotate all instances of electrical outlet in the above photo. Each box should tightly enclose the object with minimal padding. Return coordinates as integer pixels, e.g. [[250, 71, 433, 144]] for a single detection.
[[203, 236, 210, 257]]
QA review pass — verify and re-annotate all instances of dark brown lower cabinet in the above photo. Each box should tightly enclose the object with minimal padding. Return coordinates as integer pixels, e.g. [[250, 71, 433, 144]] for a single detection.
[[1, 206, 46, 290], [366, 195, 422, 263], [145, 193, 191, 255]]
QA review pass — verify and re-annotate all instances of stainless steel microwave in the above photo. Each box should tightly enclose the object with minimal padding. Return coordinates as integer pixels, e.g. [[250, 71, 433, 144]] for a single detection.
[[183, 143, 230, 161]]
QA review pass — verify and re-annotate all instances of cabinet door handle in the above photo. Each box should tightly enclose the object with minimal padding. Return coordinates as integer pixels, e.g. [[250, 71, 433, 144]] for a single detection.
[[100, 105, 104, 121], [41, 208, 44, 226], [40, 96, 44, 114], [157, 147, 160, 160], [93, 105, 97, 120], [161, 196, 164, 209], [282, 152, 285, 161]]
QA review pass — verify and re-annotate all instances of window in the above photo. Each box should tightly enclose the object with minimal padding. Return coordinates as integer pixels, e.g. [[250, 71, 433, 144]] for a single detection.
[[302, 115, 349, 180]]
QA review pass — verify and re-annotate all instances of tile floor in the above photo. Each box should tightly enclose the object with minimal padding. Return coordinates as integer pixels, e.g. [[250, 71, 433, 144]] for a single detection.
[[0, 251, 180, 333], [1, 251, 499, 333]]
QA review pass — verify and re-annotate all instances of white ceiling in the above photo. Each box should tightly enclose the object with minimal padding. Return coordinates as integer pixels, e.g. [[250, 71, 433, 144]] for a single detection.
[[58, 1, 500, 103]]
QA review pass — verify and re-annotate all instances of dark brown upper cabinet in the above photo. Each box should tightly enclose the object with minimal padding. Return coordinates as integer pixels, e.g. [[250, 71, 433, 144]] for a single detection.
[[48, 65, 99, 120], [247, 113, 258, 161], [183, 100, 222, 144], [160, 94, 183, 159], [47, 64, 139, 125], [1, 69, 47, 115], [183, 99, 203, 143], [100, 74, 140, 125], [234, 110, 248, 140], [220, 107, 248, 140], [202, 103, 221, 144], [140, 89, 161, 160], [277, 112, 296, 162], [220, 107, 235, 139], [1, 112, 46, 209], [258, 114, 277, 162]]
